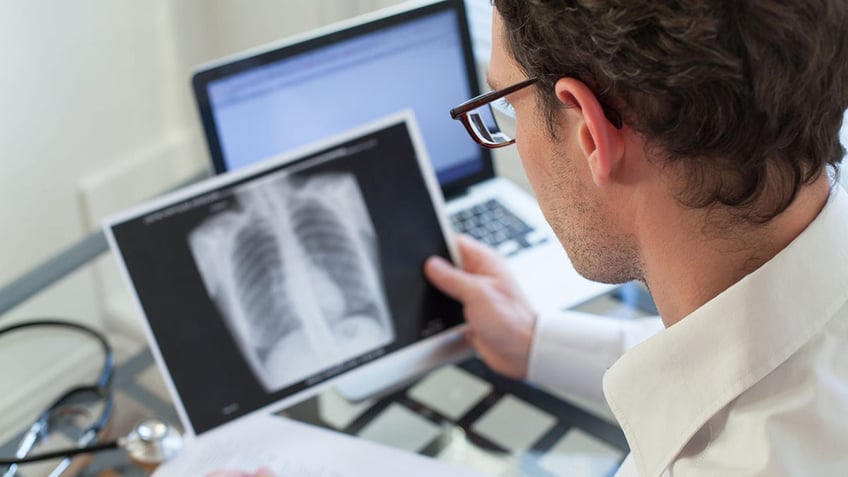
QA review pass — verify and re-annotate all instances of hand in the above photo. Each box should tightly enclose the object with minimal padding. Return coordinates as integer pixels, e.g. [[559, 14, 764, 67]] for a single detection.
[[424, 234, 536, 379], [206, 467, 275, 477]]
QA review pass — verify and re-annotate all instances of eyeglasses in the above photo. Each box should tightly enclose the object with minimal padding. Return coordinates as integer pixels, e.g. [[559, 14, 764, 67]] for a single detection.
[[449, 77, 623, 149]]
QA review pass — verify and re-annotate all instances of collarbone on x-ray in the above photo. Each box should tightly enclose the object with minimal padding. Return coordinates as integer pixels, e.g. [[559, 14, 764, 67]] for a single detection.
[[189, 171, 394, 393]]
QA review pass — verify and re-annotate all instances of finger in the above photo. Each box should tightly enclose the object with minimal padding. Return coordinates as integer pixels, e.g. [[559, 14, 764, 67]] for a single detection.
[[254, 467, 277, 477], [456, 234, 508, 275], [463, 325, 479, 347], [424, 255, 479, 301]]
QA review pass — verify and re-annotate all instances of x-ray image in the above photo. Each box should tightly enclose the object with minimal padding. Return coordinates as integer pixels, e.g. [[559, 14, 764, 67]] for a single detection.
[[188, 171, 394, 393]]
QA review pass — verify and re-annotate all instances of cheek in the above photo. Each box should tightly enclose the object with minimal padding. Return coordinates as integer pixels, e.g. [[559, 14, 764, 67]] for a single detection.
[[514, 130, 569, 229], [514, 118, 581, 217], [514, 115, 551, 187]]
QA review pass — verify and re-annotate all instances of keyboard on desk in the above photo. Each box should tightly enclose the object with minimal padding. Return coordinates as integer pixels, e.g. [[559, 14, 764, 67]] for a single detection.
[[449, 199, 547, 256]]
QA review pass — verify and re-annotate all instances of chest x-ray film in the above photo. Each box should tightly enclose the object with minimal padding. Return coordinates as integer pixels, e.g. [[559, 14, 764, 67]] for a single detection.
[[188, 170, 393, 394], [104, 112, 463, 436]]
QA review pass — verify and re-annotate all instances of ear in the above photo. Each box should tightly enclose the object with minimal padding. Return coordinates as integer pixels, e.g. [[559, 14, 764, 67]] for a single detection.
[[554, 78, 624, 187]]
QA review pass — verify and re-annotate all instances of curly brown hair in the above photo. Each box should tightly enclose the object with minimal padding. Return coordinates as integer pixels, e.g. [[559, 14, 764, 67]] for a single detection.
[[493, 0, 848, 222]]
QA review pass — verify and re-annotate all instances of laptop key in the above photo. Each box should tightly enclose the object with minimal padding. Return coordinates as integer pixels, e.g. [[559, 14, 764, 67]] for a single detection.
[[450, 199, 535, 250]]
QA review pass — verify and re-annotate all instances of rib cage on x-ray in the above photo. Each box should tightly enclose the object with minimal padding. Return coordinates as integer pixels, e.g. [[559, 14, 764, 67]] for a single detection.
[[292, 198, 382, 329], [189, 172, 394, 393], [230, 215, 301, 362]]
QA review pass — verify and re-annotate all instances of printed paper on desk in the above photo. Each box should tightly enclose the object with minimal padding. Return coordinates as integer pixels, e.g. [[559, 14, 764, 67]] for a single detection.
[[153, 413, 486, 477]]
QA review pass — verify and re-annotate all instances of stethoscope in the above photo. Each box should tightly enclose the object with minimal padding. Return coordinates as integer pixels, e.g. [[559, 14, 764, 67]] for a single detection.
[[0, 320, 183, 475]]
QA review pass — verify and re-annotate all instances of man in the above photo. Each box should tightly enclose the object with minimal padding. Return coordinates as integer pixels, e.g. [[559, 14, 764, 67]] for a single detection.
[[424, 0, 848, 475], [212, 1, 847, 476]]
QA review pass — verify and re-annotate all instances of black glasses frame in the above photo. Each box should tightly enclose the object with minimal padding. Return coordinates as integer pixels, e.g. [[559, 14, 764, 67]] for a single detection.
[[449, 77, 623, 149]]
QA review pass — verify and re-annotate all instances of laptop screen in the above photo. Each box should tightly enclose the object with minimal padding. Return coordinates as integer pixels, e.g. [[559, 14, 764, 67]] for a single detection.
[[193, 0, 495, 197]]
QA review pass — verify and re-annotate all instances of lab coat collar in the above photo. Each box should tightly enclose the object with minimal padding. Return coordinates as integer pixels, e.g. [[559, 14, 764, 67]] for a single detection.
[[603, 184, 848, 477]]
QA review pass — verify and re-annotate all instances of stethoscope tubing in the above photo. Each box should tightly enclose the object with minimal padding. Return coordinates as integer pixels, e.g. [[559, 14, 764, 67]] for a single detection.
[[1, 321, 183, 469], [0, 319, 115, 469], [0, 441, 120, 466]]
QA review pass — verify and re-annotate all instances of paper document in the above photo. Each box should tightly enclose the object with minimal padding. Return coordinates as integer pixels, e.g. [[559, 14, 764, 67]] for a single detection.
[[153, 413, 487, 477]]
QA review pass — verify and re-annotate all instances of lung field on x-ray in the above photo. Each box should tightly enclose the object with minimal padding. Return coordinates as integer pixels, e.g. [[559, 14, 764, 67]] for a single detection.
[[188, 172, 394, 393], [230, 215, 301, 363], [291, 198, 382, 330]]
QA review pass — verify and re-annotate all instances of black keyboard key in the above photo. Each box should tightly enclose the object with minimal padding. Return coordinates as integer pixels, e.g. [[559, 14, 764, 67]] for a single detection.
[[449, 199, 535, 250]]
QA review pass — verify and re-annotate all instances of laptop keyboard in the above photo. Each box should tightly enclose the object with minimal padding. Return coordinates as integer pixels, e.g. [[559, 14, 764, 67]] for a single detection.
[[449, 199, 546, 256]]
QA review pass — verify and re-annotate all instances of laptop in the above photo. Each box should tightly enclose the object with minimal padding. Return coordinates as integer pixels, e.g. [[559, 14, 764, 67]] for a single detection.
[[191, 0, 614, 312], [104, 112, 471, 437]]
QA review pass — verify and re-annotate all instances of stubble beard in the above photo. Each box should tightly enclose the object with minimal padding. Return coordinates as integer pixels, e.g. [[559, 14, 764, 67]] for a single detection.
[[540, 148, 643, 285]]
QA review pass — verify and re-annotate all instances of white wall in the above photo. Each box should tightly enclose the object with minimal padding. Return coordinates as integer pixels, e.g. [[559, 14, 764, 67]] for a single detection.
[[0, 1, 177, 319], [0, 0, 402, 443], [0, 1, 402, 320]]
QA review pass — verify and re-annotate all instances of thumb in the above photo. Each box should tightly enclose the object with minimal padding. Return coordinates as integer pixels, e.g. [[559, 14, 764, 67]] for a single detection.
[[424, 255, 478, 302]]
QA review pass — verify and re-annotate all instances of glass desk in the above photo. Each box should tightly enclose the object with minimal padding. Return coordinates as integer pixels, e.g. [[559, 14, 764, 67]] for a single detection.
[[282, 356, 628, 477], [1, 284, 657, 477]]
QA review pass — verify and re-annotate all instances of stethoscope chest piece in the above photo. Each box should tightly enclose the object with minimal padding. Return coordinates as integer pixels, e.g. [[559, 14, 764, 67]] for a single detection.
[[120, 417, 183, 465]]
